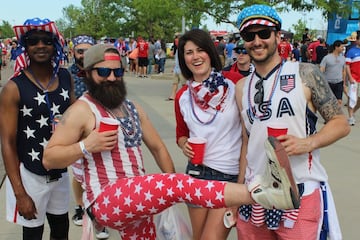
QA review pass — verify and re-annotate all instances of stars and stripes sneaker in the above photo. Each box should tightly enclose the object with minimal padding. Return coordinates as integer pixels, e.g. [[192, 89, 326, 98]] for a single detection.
[[248, 136, 300, 210]]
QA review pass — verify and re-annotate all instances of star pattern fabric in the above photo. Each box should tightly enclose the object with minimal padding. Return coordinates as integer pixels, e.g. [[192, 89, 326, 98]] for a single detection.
[[237, 4, 282, 31], [13, 68, 72, 175], [90, 173, 226, 240]]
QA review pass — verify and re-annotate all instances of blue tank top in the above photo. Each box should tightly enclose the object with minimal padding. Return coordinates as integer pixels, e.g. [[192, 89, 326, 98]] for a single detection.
[[13, 68, 72, 175]]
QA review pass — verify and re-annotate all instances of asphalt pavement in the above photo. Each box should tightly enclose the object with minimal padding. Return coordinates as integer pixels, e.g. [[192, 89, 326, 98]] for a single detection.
[[0, 59, 359, 239]]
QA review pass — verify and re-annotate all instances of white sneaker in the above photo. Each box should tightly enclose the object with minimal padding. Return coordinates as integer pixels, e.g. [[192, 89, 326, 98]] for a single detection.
[[248, 136, 300, 210], [348, 117, 356, 126], [95, 227, 110, 239]]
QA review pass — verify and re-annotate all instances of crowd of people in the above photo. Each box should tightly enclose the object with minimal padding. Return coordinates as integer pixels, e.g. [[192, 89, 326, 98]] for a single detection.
[[0, 3, 354, 240]]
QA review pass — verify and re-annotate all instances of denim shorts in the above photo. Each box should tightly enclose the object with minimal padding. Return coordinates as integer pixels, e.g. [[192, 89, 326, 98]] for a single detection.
[[185, 162, 238, 208]]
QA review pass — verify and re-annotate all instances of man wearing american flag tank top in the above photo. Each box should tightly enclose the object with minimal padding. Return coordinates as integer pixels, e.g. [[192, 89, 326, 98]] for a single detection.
[[43, 44, 299, 240]]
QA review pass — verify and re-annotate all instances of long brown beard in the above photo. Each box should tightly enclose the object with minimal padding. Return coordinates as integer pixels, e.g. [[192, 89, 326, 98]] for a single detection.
[[86, 76, 127, 109]]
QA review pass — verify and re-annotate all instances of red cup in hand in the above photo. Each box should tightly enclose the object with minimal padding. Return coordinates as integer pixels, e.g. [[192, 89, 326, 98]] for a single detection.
[[267, 123, 288, 142], [99, 117, 119, 132], [188, 137, 207, 165]]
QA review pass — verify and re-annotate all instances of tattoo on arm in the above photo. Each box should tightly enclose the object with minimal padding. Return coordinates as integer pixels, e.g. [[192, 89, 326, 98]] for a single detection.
[[299, 63, 343, 121]]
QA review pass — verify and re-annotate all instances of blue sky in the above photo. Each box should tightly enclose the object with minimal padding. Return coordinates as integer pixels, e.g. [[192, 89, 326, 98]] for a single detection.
[[1, 0, 326, 32]]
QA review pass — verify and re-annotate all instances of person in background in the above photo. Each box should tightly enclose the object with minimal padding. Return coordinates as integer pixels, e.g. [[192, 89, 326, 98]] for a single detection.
[[302, 28, 311, 43], [315, 38, 328, 64], [307, 36, 321, 64], [166, 50, 186, 101], [114, 37, 129, 72], [147, 37, 155, 75], [9, 39, 23, 71], [345, 32, 360, 126], [320, 40, 346, 107], [43, 43, 300, 240], [278, 35, 292, 61], [222, 40, 252, 84], [157, 39, 167, 74], [136, 35, 149, 78], [291, 42, 300, 61], [0, 17, 75, 240], [236, 5, 350, 240], [216, 37, 226, 67], [300, 38, 310, 62], [225, 37, 236, 67], [175, 28, 247, 240]]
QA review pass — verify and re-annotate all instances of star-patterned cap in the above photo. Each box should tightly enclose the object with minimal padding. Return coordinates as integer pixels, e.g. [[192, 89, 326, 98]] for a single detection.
[[237, 4, 282, 32]]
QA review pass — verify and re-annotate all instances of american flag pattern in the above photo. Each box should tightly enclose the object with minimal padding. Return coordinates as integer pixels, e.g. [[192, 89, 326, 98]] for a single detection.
[[90, 173, 226, 239], [237, 4, 282, 31], [79, 94, 144, 208], [11, 18, 65, 79], [280, 74, 295, 93], [13, 68, 71, 175], [239, 204, 299, 230]]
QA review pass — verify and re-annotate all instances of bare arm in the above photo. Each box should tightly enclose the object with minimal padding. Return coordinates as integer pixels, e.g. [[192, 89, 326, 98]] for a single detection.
[[43, 100, 118, 169], [136, 103, 175, 173], [345, 64, 355, 84], [278, 63, 350, 155], [235, 79, 248, 183], [0, 81, 25, 197], [0, 81, 37, 219]]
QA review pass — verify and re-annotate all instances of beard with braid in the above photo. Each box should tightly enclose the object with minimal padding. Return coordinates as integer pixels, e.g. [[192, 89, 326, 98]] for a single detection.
[[85, 75, 127, 109]]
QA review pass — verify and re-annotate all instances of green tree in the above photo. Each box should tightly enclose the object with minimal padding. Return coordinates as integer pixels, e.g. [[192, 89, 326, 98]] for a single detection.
[[55, 0, 358, 41], [0, 20, 14, 39]]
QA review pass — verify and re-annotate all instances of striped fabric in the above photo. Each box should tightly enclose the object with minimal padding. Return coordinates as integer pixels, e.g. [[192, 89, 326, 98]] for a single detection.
[[240, 19, 276, 32], [11, 18, 65, 79]]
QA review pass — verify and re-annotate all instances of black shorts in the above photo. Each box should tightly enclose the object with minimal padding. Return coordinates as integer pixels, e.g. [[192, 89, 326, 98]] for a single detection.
[[328, 81, 343, 100], [138, 57, 149, 67]]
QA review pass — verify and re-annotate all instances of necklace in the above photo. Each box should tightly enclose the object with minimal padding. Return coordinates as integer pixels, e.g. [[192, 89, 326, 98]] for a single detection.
[[28, 68, 56, 93], [188, 81, 218, 125], [28, 68, 57, 123], [247, 62, 283, 119], [106, 103, 138, 138]]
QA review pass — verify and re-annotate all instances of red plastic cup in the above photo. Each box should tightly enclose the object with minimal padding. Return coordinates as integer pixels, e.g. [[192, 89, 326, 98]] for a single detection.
[[188, 137, 207, 165], [99, 117, 119, 132], [267, 124, 288, 140]]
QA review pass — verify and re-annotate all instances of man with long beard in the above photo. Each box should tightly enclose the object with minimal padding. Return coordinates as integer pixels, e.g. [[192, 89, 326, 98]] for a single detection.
[[67, 35, 110, 239]]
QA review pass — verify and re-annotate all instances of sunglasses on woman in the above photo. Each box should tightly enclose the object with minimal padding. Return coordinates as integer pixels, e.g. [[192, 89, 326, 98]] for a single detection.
[[92, 67, 124, 77], [25, 35, 54, 46], [240, 28, 276, 42]]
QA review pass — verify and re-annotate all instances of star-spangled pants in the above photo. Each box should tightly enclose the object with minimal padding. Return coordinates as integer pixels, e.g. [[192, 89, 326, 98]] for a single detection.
[[89, 173, 227, 239]]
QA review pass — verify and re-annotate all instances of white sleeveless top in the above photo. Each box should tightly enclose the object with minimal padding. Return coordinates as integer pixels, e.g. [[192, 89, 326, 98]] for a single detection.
[[242, 61, 328, 184]]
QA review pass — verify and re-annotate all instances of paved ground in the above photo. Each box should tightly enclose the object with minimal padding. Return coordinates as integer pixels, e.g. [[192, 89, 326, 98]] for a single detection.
[[0, 60, 359, 239]]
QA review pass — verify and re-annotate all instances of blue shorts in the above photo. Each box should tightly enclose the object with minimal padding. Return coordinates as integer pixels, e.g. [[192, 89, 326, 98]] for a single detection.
[[185, 162, 238, 208]]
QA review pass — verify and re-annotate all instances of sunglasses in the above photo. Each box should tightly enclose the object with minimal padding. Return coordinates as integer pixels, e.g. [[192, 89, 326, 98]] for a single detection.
[[241, 28, 276, 42], [25, 35, 54, 46], [254, 78, 264, 104], [92, 67, 124, 77], [75, 48, 87, 55], [235, 48, 247, 54]]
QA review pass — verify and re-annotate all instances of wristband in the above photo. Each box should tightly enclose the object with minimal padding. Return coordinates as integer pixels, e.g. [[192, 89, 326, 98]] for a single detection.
[[79, 141, 91, 157]]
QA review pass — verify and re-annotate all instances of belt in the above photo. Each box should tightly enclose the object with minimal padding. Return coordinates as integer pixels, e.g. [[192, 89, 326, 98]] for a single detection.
[[45, 172, 62, 183]]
